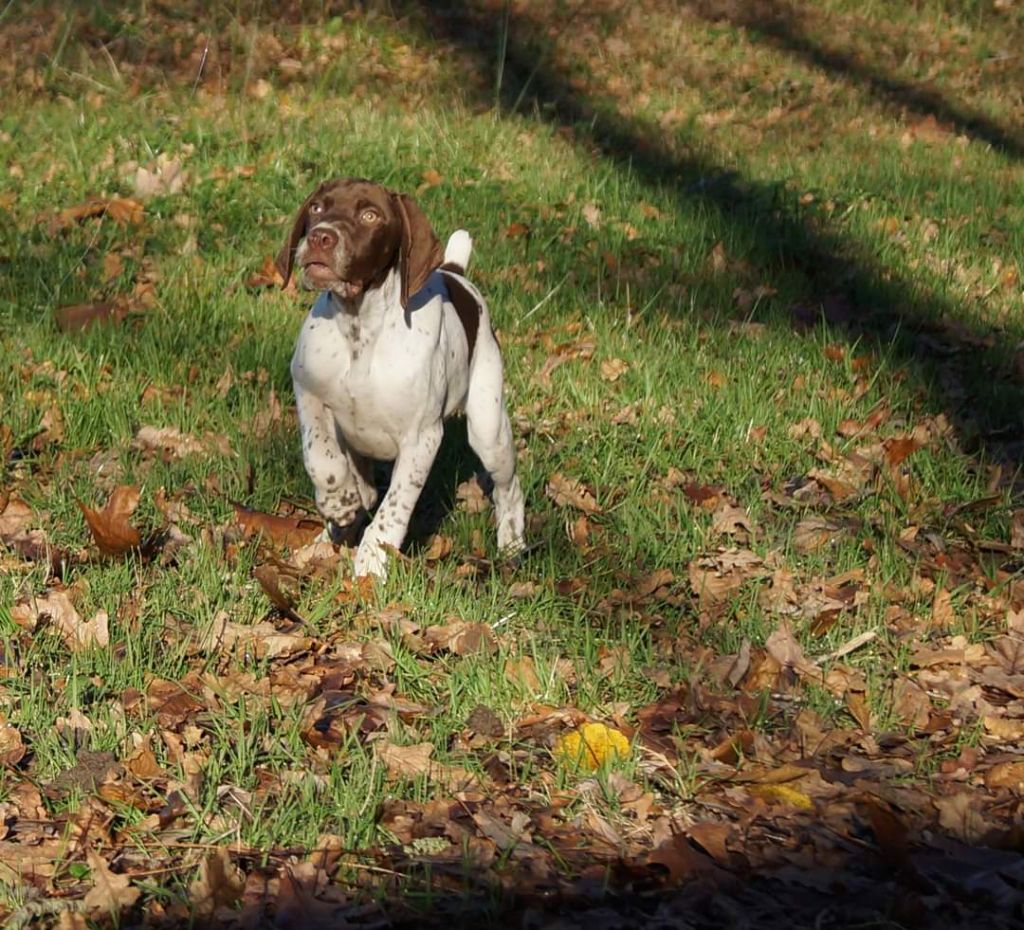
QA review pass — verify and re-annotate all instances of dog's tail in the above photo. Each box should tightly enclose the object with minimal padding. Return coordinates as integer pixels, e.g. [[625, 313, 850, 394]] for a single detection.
[[441, 230, 473, 275]]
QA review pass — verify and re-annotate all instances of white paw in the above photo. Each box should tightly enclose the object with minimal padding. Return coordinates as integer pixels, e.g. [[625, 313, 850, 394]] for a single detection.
[[353, 539, 388, 579]]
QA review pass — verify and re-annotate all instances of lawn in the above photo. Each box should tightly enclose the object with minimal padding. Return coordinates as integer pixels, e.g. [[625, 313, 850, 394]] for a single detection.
[[1, 1, 1024, 926]]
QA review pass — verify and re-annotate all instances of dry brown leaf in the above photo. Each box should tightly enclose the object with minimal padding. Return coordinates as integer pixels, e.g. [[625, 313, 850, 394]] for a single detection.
[[132, 425, 232, 460], [0, 495, 33, 542], [474, 809, 532, 850], [79, 484, 142, 556], [884, 435, 924, 468], [246, 254, 285, 289], [233, 504, 322, 550], [0, 721, 26, 766], [687, 548, 764, 606], [132, 154, 187, 200], [788, 418, 821, 440], [188, 847, 245, 917], [764, 621, 821, 682], [934, 793, 997, 845], [932, 587, 956, 629], [374, 741, 476, 790], [50, 196, 144, 232], [792, 516, 841, 553], [985, 760, 1024, 791], [635, 567, 674, 598], [33, 405, 65, 449], [418, 168, 444, 192], [1010, 510, 1024, 550], [983, 716, 1024, 741], [424, 533, 453, 562], [202, 611, 311, 659], [504, 221, 530, 239], [600, 357, 630, 382], [83, 848, 141, 913], [807, 468, 860, 502], [54, 299, 131, 333], [11, 590, 109, 651], [423, 620, 498, 656], [456, 476, 491, 513], [505, 656, 542, 693], [711, 501, 755, 540], [123, 740, 164, 780], [545, 473, 601, 514], [102, 252, 124, 283]]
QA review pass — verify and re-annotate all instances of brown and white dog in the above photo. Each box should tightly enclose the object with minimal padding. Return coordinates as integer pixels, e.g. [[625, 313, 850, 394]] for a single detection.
[[276, 178, 525, 578]]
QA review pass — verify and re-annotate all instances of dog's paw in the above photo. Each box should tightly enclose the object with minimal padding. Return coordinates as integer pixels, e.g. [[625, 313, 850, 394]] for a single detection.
[[353, 539, 389, 579]]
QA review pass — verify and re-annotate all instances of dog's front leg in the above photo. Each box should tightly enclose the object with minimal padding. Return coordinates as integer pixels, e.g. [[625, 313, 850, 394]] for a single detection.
[[353, 423, 442, 578], [295, 384, 366, 535]]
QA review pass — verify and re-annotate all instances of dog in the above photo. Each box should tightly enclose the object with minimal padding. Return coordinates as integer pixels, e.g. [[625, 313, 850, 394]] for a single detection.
[[276, 177, 525, 578]]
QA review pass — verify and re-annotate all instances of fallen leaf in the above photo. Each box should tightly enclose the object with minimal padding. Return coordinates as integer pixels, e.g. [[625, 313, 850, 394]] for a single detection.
[[201, 611, 311, 659], [83, 848, 140, 913], [246, 254, 285, 289], [504, 221, 530, 239], [711, 501, 755, 540], [1010, 510, 1024, 550], [545, 473, 601, 514], [473, 809, 532, 850], [0, 495, 33, 541], [11, 590, 110, 651], [423, 620, 498, 656], [0, 721, 26, 766], [375, 741, 476, 790], [788, 418, 821, 440], [983, 716, 1024, 741], [49, 196, 144, 233], [792, 516, 842, 553], [233, 504, 322, 550], [424, 533, 453, 562], [765, 620, 821, 682], [133, 425, 232, 460], [418, 168, 443, 191], [188, 847, 245, 917], [687, 548, 765, 606], [54, 299, 131, 333], [505, 656, 542, 693], [600, 357, 630, 382], [79, 485, 142, 556], [132, 153, 188, 200], [456, 476, 491, 513]]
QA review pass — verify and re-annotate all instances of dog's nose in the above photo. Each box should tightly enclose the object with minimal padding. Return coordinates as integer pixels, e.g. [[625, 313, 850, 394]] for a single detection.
[[307, 227, 338, 252]]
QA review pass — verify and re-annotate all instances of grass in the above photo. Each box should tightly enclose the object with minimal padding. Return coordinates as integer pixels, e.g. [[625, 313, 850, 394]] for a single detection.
[[1, 0, 1024, 925]]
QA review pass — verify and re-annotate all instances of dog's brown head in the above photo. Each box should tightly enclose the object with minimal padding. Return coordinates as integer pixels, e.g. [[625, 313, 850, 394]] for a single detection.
[[276, 178, 443, 309]]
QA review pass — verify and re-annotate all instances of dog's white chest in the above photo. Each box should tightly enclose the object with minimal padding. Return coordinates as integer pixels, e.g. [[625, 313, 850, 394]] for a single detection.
[[291, 294, 427, 461]]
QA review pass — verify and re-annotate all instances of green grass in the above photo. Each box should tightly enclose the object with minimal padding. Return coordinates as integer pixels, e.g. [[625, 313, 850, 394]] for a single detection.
[[1, 0, 1024, 924]]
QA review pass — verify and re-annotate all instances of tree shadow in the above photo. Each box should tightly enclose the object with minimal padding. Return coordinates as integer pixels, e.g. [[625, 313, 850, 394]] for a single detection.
[[401, 0, 1024, 471], [686, 0, 1024, 161]]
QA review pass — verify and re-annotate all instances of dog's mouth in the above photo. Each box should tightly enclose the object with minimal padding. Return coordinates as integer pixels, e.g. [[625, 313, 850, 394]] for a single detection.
[[300, 261, 364, 300], [301, 260, 337, 284]]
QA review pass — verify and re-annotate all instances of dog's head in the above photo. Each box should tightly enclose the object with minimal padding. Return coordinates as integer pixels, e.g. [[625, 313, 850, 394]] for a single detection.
[[276, 178, 443, 309]]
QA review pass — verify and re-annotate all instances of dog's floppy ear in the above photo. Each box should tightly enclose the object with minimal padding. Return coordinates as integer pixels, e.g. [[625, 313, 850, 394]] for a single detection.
[[394, 193, 443, 310], [276, 186, 321, 287]]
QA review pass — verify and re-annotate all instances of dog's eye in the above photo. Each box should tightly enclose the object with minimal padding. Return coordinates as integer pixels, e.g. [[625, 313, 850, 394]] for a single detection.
[[360, 208, 380, 223], [309, 202, 324, 216]]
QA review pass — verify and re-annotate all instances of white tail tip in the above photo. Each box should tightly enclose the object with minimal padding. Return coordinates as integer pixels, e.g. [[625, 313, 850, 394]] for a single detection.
[[443, 229, 473, 273]]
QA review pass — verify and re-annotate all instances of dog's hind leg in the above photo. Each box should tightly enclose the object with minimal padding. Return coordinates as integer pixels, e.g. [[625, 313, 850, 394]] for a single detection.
[[464, 336, 525, 556]]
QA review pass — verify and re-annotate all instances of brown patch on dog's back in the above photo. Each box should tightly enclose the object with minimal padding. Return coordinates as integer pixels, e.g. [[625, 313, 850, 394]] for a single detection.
[[441, 272, 481, 359]]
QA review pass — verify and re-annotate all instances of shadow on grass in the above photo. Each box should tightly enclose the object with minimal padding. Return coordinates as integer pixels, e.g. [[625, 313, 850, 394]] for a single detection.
[[687, 0, 1024, 161], [407, 0, 1024, 470]]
